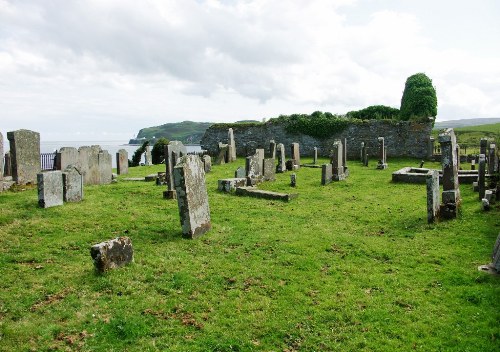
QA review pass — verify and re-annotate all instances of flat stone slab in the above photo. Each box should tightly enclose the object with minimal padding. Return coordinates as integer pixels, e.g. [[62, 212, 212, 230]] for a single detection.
[[302, 164, 322, 168], [145, 174, 157, 182], [235, 186, 298, 202], [90, 237, 133, 272], [122, 177, 148, 181], [392, 167, 479, 184]]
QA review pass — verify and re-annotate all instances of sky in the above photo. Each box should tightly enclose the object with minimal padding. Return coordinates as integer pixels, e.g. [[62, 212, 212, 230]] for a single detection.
[[1, 0, 500, 141]]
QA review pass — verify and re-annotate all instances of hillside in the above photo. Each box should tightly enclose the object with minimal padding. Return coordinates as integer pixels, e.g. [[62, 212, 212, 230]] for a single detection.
[[129, 121, 214, 145], [432, 122, 500, 152], [434, 117, 500, 129]]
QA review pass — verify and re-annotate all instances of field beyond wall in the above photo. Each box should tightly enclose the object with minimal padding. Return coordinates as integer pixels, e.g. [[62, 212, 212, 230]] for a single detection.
[[0, 157, 499, 351]]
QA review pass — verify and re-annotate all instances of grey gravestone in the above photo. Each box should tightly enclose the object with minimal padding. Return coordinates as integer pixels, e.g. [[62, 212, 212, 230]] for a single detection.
[[144, 145, 152, 166], [342, 138, 348, 176], [37, 171, 63, 208], [428, 137, 435, 160], [63, 165, 83, 202], [55, 147, 78, 171], [116, 149, 129, 175], [492, 233, 500, 272], [164, 141, 187, 199], [291, 143, 300, 168], [227, 128, 237, 162], [439, 128, 460, 218], [276, 143, 286, 173], [362, 143, 369, 167], [78, 145, 102, 185], [246, 154, 260, 177], [360, 142, 365, 162], [218, 178, 247, 192], [98, 150, 113, 185], [290, 173, 297, 187], [321, 163, 332, 185], [7, 129, 41, 185], [455, 144, 461, 170], [478, 154, 486, 200], [270, 140, 276, 160], [426, 170, 440, 223], [235, 166, 245, 178], [313, 147, 318, 165], [263, 158, 276, 181], [202, 155, 212, 173], [376, 137, 388, 169], [0, 132, 3, 182], [256, 149, 265, 171], [216, 142, 228, 165], [173, 155, 211, 239], [90, 237, 133, 272], [480, 138, 488, 156], [485, 190, 494, 203], [488, 144, 497, 175], [4, 152, 11, 176], [331, 140, 345, 181], [482, 198, 490, 211]]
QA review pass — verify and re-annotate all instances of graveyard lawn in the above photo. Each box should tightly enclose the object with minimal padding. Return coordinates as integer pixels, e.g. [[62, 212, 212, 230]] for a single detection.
[[0, 159, 499, 351]]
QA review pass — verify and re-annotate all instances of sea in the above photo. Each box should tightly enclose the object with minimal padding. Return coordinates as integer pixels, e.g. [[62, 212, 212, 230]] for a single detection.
[[2, 140, 202, 168]]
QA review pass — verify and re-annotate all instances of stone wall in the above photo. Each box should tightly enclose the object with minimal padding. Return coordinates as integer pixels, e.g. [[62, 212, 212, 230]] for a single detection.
[[201, 120, 432, 159]]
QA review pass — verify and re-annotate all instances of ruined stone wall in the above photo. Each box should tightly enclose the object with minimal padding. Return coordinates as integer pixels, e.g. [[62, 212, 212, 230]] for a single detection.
[[200, 120, 432, 159]]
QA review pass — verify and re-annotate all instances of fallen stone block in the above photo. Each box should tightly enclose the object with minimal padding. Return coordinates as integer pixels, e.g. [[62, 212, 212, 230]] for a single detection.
[[90, 237, 133, 272], [235, 186, 298, 202]]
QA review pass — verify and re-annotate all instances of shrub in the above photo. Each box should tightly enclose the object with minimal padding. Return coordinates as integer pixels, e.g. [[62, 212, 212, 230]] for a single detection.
[[130, 141, 149, 167], [346, 105, 400, 120], [152, 138, 169, 164], [400, 73, 437, 122]]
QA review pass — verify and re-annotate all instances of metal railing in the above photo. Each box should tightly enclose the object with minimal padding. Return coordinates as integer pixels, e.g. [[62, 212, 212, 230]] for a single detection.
[[41, 152, 56, 171]]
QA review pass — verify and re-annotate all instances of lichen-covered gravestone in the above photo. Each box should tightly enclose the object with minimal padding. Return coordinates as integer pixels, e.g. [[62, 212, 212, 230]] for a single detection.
[[63, 165, 83, 202], [426, 170, 440, 223], [276, 143, 286, 173], [116, 149, 129, 175], [263, 158, 276, 181], [90, 237, 133, 272], [37, 171, 63, 208], [439, 128, 460, 219], [202, 155, 212, 173], [173, 155, 211, 239], [164, 141, 188, 199], [7, 129, 41, 185], [98, 150, 113, 184], [291, 143, 300, 169]]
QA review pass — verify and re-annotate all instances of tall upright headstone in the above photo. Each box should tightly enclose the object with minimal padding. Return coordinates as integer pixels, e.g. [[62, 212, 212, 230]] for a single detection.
[[321, 164, 332, 185], [426, 170, 440, 223], [276, 143, 286, 173], [4, 152, 11, 177], [62, 165, 83, 202], [342, 138, 349, 177], [173, 155, 211, 239], [438, 128, 460, 218], [37, 171, 63, 208], [488, 144, 497, 175], [455, 144, 461, 170], [98, 150, 113, 185], [313, 147, 318, 165], [216, 142, 228, 165], [263, 158, 276, 181], [7, 129, 41, 185], [144, 145, 152, 166], [480, 138, 488, 156], [269, 140, 276, 160], [55, 147, 78, 171], [360, 142, 365, 162], [202, 155, 212, 173], [227, 128, 237, 162], [116, 149, 129, 175], [291, 143, 300, 169], [0, 132, 3, 182], [164, 141, 187, 199], [376, 137, 387, 169], [478, 154, 486, 200], [428, 137, 435, 160], [331, 140, 345, 181]]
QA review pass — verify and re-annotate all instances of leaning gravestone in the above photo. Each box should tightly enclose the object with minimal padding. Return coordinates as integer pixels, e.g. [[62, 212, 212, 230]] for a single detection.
[[7, 129, 41, 185], [62, 165, 83, 202], [90, 237, 133, 272], [55, 147, 78, 171], [116, 149, 129, 175], [173, 155, 211, 239], [426, 170, 440, 223], [37, 171, 63, 208]]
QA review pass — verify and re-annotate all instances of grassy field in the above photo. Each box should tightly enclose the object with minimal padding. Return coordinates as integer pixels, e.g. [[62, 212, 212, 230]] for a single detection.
[[433, 122, 500, 154], [0, 157, 499, 351]]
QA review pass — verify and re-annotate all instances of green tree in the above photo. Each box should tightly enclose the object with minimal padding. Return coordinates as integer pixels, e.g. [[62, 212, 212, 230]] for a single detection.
[[399, 73, 437, 122], [346, 105, 400, 120], [130, 141, 149, 167], [152, 137, 170, 164]]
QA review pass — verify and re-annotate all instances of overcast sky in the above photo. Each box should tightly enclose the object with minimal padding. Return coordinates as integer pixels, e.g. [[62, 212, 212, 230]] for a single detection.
[[1, 0, 499, 141]]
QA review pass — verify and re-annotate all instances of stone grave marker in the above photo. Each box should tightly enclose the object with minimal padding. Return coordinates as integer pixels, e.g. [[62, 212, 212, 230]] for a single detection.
[[90, 237, 133, 272], [173, 155, 211, 239], [376, 137, 388, 169], [164, 141, 187, 199], [426, 169, 440, 223], [263, 158, 276, 181], [62, 165, 83, 202], [216, 142, 228, 165], [313, 147, 318, 164], [202, 155, 212, 173], [116, 149, 129, 175], [439, 128, 461, 218], [218, 178, 247, 192], [276, 143, 286, 173], [246, 154, 260, 178], [342, 138, 348, 176], [290, 173, 297, 187], [270, 140, 276, 159], [228, 128, 237, 162], [321, 163, 332, 185], [478, 154, 486, 200], [428, 137, 435, 160], [488, 144, 497, 175], [331, 140, 345, 181], [37, 171, 63, 208], [55, 147, 78, 171], [235, 166, 245, 178], [144, 145, 152, 166], [98, 150, 113, 185], [291, 143, 300, 169], [7, 129, 41, 185]]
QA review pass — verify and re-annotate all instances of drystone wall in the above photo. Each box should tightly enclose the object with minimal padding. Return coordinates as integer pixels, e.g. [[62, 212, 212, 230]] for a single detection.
[[201, 120, 432, 159]]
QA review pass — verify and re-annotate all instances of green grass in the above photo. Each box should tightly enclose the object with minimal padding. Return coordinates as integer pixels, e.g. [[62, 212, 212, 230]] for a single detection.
[[1, 158, 499, 351], [433, 122, 500, 154]]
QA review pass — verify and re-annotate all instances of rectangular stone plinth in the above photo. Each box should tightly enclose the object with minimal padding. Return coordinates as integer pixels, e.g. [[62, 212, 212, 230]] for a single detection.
[[37, 171, 63, 208], [235, 186, 298, 202], [218, 178, 247, 192], [90, 237, 133, 272]]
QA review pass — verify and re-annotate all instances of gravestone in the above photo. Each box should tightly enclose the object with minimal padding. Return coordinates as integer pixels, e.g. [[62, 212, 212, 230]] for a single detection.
[[290, 173, 297, 187], [471, 159, 476, 171], [245, 141, 258, 157], [90, 237, 133, 272], [227, 128, 237, 162], [285, 159, 295, 171], [55, 147, 78, 171], [202, 155, 212, 173], [478, 154, 486, 200], [362, 144, 369, 167], [0, 132, 3, 182], [4, 152, 11, 177], [343, 138, 348, 176], [144, 145, 152, 166], [276, 143, 286, 173], [321, 164, 332, 185], [173, 155, 211, 239], [98, 150, 113, 185], [116, 149, 129, 175], [488, 144, 497, 175], [492, 233, 500, 272], [428, 137, 435, 160], [360, 142, 365, 162], [7, 129, 41, 185], [313, 147, 318, 164], [62, 165, 83, 202], [376, 137, 388, 169], [263, 158, 276, 181], [426, 170, 440, 223], [216, 142, 228, 165], [331, 140, 345, 181], [439, 128, 460, 218], [164, 141, 188, 199], [480, 138, 488, 156], [455, 144, 461, 170], [235, 166, 245, 178], [218, 178, 246, 192], [269, 140, 276, 159], [291, 143, 300, 169], [37, 171, 63, 208], [246, 154, 260, 177], [78, 145, 102, 185]]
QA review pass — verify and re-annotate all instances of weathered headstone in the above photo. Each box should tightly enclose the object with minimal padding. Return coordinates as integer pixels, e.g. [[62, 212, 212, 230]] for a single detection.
[[0, 133, 3, 183], [227, 128, 237, 162], [428, 137, 435, 160], [426, 170, 440, 223], [313, 147, 318, 165], [55, 147, 78, 171], [164, 141, 187, 199], [482, 198, 490, 211], [90, 237, 133, 272], [291, 143, 300, 169], [342, 138, 348, 176], [173, 155, 211, 239], [218, 178, 246, 192], [331, 140, 345, 181], [321, 163, 332, 185], [116, 149, 129, 175], [202, 155, 212, 173], [480, 138, 488, 156], [439, 128, 460, 218], [62, 165, 83, 202], [479, 154, 486, 200], [290, 173, 297, 187], [98, 150, 113, 185], [144, 145, 152, 166], [492, 233, 500, 272], [7, 129, 41, 185], [37, 171, 63, 208], [216, 142, 228, 165], [4, 152, 11, 177], [235, 166, 245, 178], [276, 143, 286, 173], [269, 140, 277, 160], [263, 158, 276, 181], [360, 142, 365, 162], [488, 144, 497, 175], [246, 154, 260, 177], [78, 145, 101, 185], [376, 137, 388, 169]]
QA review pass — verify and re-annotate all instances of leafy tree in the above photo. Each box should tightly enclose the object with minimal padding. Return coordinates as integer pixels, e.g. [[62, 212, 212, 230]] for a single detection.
[[130, 141, 149, 167], [152, 137, 170, 164], [399, 73, 437, 122], [346, 105, 400, 120]]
